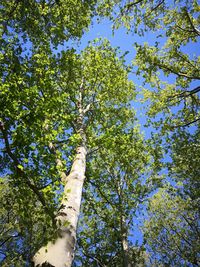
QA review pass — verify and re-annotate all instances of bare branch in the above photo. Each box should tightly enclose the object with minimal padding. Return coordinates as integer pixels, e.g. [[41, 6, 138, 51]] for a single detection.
[[124, 0, 143, 11], [0, 234, 19, 247], [150, 0, 164, 13], [179, 117, 200, 127], [169, 86, 200, 100]]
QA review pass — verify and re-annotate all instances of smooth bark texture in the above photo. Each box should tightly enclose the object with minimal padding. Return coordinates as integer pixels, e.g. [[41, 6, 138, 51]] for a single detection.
[[121, 215, 131, 267], [33, 146, 87, 267]]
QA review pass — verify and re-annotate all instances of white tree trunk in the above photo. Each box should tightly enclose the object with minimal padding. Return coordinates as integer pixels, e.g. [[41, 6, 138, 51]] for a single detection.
[[33, 146, 87, 267], [121, 215, 131, 267]]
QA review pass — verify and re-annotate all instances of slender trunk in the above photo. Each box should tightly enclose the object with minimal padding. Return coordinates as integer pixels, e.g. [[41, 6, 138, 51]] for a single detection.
[[33, 82, 88, 267], [33, 145, 87, 267], [117, 179, 131, 267], [121, 215, 131, 267]]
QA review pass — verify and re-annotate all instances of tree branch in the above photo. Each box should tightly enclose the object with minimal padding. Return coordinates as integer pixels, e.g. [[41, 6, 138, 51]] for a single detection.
[[0, 234, 19, 247], [171, 117, 200, 128], [157, 63, 200, 80], [168, 86, 200, 101], [149, 0, 164, 13], [0, 121, 55, 220], [184, 9, 200, 36], [124, 0, 143, 11]]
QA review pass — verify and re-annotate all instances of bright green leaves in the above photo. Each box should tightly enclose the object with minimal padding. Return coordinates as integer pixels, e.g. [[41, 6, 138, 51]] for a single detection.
[[79, 39, 136, 148], [17, 164, 24, 171], [2, 0, 199, 265], [81, 39, 135, 106], [169, 128, 200, 200], [0, 0, 96, 46], [54, 38, 136, 149], [143, 125, 200, 266]]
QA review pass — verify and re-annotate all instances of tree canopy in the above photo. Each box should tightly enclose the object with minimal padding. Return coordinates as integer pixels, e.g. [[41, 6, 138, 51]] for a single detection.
[[0, 0, 199, 266]]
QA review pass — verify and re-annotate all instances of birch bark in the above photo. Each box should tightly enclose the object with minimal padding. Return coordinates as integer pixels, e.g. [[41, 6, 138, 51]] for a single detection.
[[33, 84, 87, 267], [121, 215, 131, 267], [118, 179, 131, 267], [33, 145, 87, 267]]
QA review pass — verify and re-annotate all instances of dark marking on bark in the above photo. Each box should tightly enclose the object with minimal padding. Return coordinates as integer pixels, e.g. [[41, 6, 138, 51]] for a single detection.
[[67, 206, 76, 211], [36, 261, 55, 267], [57, 211, 67, 216]]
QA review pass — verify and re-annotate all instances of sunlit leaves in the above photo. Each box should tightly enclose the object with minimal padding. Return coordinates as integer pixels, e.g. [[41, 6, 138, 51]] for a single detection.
[[0, 0, 97, 46]]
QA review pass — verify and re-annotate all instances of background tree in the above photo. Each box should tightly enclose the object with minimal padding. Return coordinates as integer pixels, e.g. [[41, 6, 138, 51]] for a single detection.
[[98, 0, 200, 128], [97, 1, 200, 265], [143, 125, 200, 266], [144, 187, 200, 267], [73, 127, 162, 267], [74, 129, 150, 266]]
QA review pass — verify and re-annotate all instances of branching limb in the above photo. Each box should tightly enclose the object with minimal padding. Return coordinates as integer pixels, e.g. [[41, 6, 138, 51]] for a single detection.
[[184, 9, 200, 36], [124, 0, 143, 12], [0, 234, 19, 247], [0, 121, 55, 220], [171, 117, 200, 128], [168, 86, 200, 101], [149, 0, 164, 14], [157, 63, 200, 80]]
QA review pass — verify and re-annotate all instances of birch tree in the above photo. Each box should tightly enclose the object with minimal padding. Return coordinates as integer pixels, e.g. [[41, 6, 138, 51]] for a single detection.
[[0, 38, 135, 266]]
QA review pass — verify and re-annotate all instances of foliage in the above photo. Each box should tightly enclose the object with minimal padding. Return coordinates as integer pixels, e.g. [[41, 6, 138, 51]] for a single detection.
[[143, 126, 200, 266], [144, 187, 200, 267], [74, 127, 153, 266], [169, 128, 200, 200], [98, 2, 200, 265], [99, 0, 200, 129], [0, 178, 55, 266], [0, 0, 97, 46]]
